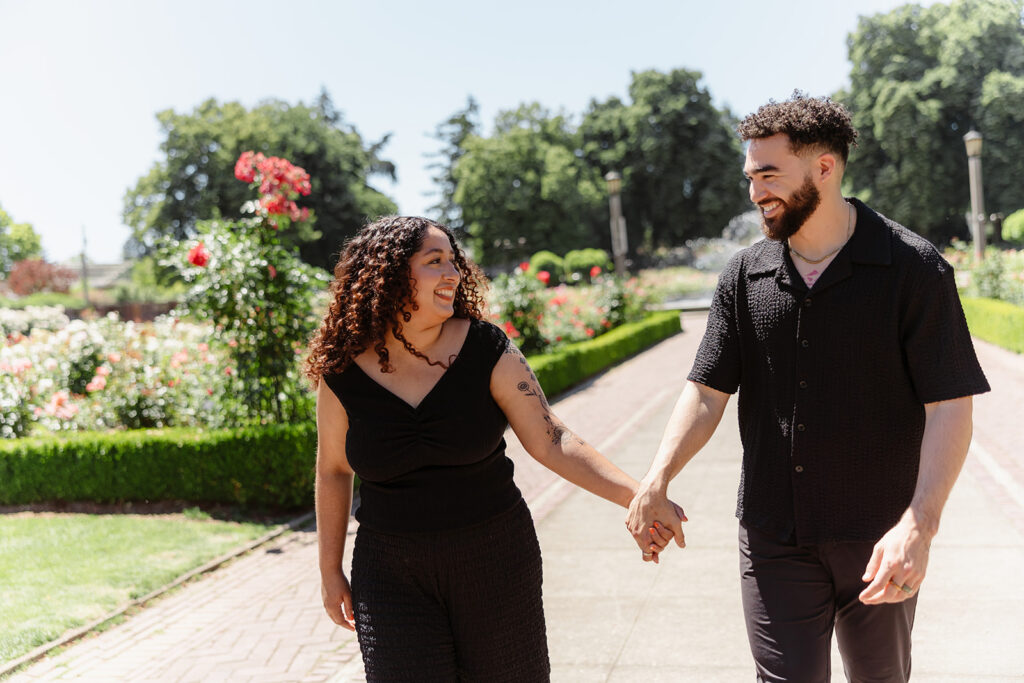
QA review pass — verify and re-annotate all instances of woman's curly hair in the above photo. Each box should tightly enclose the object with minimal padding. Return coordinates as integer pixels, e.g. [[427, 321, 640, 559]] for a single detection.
[[737, 91, 858, 164], [304, 216, 488, 383]]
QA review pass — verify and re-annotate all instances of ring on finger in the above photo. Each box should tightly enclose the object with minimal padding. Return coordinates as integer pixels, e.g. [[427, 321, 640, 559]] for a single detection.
[[642, 551, 653, 557], [888, 578, 914, 594]]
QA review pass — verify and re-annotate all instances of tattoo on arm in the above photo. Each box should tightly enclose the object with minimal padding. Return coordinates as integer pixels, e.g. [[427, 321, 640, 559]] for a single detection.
[[506, 340, 584, 447]]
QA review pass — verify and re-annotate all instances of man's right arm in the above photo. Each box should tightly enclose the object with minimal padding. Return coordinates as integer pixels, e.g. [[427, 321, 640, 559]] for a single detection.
[[625, 380, 730, 553]]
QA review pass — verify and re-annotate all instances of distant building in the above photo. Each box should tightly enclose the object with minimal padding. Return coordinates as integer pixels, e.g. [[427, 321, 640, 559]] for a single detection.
[[59, 257, 134, 290]]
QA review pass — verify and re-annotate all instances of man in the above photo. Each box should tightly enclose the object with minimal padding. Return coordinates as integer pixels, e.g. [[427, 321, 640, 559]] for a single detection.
[[626, 93, 989, 681]]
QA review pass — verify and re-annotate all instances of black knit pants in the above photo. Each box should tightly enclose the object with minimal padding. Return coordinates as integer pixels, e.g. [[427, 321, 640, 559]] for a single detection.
[[350, 499, 550, 682]]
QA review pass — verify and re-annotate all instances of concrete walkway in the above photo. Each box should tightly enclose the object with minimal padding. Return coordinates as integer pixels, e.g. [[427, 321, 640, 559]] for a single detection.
[[9, 313, 1024, 681]]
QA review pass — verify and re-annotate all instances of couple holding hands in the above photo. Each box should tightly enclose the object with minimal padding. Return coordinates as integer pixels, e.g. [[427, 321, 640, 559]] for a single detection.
[[306, 95, 988, 682]]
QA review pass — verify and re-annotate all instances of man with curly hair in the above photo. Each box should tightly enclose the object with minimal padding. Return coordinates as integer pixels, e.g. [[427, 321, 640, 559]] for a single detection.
[[626, 93, 989, 681]]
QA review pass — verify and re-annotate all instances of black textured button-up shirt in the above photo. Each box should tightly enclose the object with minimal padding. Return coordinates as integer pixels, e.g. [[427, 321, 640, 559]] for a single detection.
[[689, 199, 989, 545]]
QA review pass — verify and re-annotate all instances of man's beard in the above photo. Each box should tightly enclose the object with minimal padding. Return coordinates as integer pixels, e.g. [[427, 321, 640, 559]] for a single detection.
[[759, 174, 821, 242]]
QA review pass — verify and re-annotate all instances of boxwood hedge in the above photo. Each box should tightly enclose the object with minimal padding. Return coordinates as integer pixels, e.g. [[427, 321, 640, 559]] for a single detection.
[[960, 296, 1024, 354], [0, 423, 316, 508]]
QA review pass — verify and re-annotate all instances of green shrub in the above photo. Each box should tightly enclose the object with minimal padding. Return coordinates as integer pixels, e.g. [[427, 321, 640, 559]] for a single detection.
[[529, 310, 681, 397], [529, 250, 564, 285], [1004, 209, 1024, 245], [564, 248, 612, 282], [168, 218, 329, 425], [0, 423, 317, 507], [960, 296, 1024, 354]]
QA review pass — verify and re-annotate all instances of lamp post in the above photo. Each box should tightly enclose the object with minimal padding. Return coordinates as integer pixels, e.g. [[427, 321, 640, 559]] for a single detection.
[[604, 171, 628, 275], [963, 130, 986, 261]]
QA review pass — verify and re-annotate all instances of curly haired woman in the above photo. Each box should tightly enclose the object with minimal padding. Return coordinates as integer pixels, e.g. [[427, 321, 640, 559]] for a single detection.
[[305, 216, 681, 681]]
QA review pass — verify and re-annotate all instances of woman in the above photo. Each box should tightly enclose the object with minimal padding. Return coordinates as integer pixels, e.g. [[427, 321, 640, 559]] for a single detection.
[[305, 216, 678, 681]]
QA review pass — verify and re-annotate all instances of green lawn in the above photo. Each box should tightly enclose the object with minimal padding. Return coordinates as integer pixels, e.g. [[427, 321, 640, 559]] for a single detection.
[[0, 511, 279, 664]]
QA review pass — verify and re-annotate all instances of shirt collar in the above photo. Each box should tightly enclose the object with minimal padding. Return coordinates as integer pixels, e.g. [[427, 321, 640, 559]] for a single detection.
[[748, 197, 891, 277]]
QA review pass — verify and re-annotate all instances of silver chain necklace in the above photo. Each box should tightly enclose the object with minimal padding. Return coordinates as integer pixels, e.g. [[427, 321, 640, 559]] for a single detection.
[[788, 203, 853, 265]]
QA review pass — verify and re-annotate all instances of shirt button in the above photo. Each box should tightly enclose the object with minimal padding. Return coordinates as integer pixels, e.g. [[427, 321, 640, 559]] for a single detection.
[[801, 339, 809, 348], [799, 380, 808, 389], [804, 298, 813, 307], [797, 423, 806, 432], [794, 465, 804, 473]]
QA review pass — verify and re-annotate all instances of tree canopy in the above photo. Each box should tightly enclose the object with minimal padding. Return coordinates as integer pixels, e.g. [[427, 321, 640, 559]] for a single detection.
[[0, 203, 43, 279], [427, 96, 480, 235], [453, 104, 605, 266], [123, 90, 397, 270], [580, 68, 749, 254], [839, 0, 1024, 244], [448, 69, 748, 267]]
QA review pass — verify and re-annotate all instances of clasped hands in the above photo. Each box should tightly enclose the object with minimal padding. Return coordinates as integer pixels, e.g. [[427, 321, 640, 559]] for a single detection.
[[625, 483, 934, 602], [624, 483, 688, 563]]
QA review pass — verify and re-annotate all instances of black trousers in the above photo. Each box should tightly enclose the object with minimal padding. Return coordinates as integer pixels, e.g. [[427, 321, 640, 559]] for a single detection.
[[739, 522, 918, 683], [350, 499, 550, 682]]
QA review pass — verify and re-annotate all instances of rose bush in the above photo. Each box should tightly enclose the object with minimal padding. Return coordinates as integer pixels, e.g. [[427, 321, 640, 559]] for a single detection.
[[166, 152, 329, 424], [1, 305, 70, 338], [489, 267, 652, 352], [945, 241, 1024, 306], [0, 312, 244, 438]]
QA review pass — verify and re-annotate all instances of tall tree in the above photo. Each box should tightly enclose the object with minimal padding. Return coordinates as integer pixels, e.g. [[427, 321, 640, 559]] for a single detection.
[[839, 0, 1024, 244], [426, 96, 480, 235], [0, 203, 43, 278], [580, 68, 749, 254], [123, 90, 397, 270], [453, 104, 605, 266]]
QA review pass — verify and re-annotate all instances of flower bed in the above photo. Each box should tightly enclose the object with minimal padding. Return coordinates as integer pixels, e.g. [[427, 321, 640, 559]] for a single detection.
[[945, 241, 1024, 306], [489, 267, 653, 353], [1, 313, 249, 439]]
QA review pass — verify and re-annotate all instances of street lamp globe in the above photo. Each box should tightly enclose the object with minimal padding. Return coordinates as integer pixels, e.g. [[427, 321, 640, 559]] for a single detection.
[[604, 171, 621, 196], [963, 130, 983, 158]]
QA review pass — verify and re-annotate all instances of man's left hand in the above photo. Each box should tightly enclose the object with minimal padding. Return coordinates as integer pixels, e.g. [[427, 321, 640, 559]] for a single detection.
[[858, 513, 932, 605]]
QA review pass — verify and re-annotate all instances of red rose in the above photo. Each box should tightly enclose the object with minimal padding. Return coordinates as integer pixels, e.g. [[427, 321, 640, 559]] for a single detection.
[[261, 195, 287, 215], [537, 270, 551, 285], [268, 264, 277, 279], [234, 151, 257, 183], [590, 265, 601, 278], [187, 241, 209, 267], [518, 261, 530, 273]]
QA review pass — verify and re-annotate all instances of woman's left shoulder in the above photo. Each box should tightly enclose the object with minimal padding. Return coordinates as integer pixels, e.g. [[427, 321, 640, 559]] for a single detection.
[[465, 317, 511, 365]]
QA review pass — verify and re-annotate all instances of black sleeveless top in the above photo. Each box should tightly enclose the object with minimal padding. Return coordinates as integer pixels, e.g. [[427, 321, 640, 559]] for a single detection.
[[323, 318, 523, 533]]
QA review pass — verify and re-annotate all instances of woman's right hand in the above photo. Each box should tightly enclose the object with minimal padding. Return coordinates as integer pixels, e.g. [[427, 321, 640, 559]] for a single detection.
[[321, 569, 356, 631]]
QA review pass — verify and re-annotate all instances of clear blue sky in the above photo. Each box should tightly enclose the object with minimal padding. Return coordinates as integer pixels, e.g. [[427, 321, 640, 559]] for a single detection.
[[0, 0, 933, 263]]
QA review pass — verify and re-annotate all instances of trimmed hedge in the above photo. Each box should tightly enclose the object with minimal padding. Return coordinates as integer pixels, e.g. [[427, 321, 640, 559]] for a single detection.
[[961, 296, 1024, 354], [529, 310, 681, 398], [1, 311, 682, 507], [0, 423, 316, 507]]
